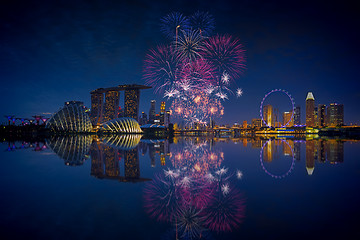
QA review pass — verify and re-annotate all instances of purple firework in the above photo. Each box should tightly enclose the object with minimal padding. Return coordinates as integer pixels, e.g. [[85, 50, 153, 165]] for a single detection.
[[180, 58, 216, 90], [190, 11, 215, 37], [143, 45, 182, 93], [201, 34, 246, 80], [160, 12, 190, 40]]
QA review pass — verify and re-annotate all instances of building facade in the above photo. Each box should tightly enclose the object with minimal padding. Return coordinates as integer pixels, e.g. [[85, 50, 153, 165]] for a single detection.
[[263, 104, 273, 127], [327, 103, 344, 126], [306, 92, 315, 127], [294, 106, 301, 125]]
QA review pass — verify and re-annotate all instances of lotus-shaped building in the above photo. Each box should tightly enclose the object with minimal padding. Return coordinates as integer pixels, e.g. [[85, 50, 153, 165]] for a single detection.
[[46, 101, 93, 132], [100, 117, 142, 133]]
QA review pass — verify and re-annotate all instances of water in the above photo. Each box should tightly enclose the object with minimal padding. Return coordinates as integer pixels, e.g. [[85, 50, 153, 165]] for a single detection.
[[1, 136, 359, 239]]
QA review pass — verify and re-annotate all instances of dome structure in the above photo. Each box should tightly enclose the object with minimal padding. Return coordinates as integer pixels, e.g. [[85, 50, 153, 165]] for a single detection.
[[100, 117, 142, 133], [46, 101, 93, 132], [102, 134, 142, 150]]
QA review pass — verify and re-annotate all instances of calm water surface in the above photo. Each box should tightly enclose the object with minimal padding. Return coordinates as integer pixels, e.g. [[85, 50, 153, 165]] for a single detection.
[[1, 136, 359, 240]]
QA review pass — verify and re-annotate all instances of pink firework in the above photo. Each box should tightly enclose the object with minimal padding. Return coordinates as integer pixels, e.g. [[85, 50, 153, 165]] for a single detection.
[[143, 45, 182, 93], [201, 34, 246, 80], [179, 58, 216, 90]]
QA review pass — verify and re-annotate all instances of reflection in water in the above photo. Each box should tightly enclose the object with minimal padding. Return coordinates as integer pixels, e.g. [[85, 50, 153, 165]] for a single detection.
[[260, 138, 344, 178], [143, 137, 246, 239], [260, 139, 295, 179], [46, 135, 92, 166], [90, 135, 150, 182]]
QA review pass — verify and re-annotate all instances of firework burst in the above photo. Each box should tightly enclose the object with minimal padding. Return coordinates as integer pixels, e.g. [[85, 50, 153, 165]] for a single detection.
[[202, 34, 246, 80], [160, 12, 190, 39], [143, 45, 181, 93], [174, 29, 205, 63], [190, 11, 215, 37]]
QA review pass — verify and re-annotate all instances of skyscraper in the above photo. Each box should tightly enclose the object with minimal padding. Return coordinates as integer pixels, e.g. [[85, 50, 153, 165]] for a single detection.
[[149, 100, 156, 124], [263, 104, 273, 127], [327, 103, 344, 126], [318, 104, 326, 127], [283, 111, 294, 127], [252, 118, 262, 128], [306, 92, 315, 127], [294, 106, 301, 125], [90, 91, 104, 126], [104, 90, 120, 122], [160, 101, 165, 125]]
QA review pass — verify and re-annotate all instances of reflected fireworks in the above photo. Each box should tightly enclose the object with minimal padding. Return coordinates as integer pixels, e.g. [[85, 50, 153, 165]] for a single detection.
[[144, 139, 246, 238], [143, 11, 246, 125]]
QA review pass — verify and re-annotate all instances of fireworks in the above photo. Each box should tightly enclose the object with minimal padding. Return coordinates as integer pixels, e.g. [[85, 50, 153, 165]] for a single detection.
[[190, 11, 215, 37], [175, 29, 204, 63], [236, 88, 243, 97], [143, 11, 247, 125], [160, 12, 190, 39], [202, 34, 246, 80]]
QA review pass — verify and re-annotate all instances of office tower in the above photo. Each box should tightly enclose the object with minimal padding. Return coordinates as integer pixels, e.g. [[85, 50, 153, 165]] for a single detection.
[[306, 92, 315, 127], [90, 91, 104, 126], [149, 100, 156, 124], [139, 112, 148, 125], [160, 101, 165, 113], [314, 106, 318, 127], [165, 110, 171, 127], [242, 120, 248, 128], [104, 90, 120, 122], [252, 118, 262, 128], [318, 104, 326, 127], [263, 104, 273, 127], [327, 103, 344, 126], [283, 111, 294, 127], [293, 141, 300, 161], [124, 89, 139, 120], [294, 106, 301, 125]]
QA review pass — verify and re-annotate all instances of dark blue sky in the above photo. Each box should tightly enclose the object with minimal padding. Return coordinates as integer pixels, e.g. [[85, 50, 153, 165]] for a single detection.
[[1, 0, 359, 124]]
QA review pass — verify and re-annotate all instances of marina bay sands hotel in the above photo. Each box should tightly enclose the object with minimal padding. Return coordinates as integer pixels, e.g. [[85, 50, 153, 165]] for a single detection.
[[90, 84, 151, 127]]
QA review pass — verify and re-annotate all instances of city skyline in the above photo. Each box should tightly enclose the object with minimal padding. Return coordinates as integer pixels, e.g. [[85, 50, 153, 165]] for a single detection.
[[1, 0, 359, 125]]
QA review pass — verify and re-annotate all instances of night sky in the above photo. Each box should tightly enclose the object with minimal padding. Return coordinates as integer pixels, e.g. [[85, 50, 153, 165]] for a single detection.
[[1, 0, 359, 125]]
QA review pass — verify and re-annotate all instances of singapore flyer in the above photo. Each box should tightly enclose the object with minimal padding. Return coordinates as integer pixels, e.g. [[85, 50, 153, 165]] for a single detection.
[[259, 139, 295, 179], [259, 89, 295, 128]]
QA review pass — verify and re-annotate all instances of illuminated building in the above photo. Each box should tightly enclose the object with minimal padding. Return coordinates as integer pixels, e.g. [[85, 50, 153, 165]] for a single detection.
[[165, 110, 171, 127], [90, 91, 104, 126], [263, 104, 273, 127], [306, 92, 315, 127], [149, 100, 156, 123], [242, 120, 248, 128], [306, 140, 315, 175], [263, 140, 274, 162], [327, 103, 344, 126], [91, 84, 151, 125], [252, 118, 262, 128], [294, 106, 301, 125], [104, 90, 120, 122], [46, 101, 93, 132], [283, 111, 294, 127], [139, 112, 148, 125], [160, 101, 165, 113], [318, 104, 326, 127]]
